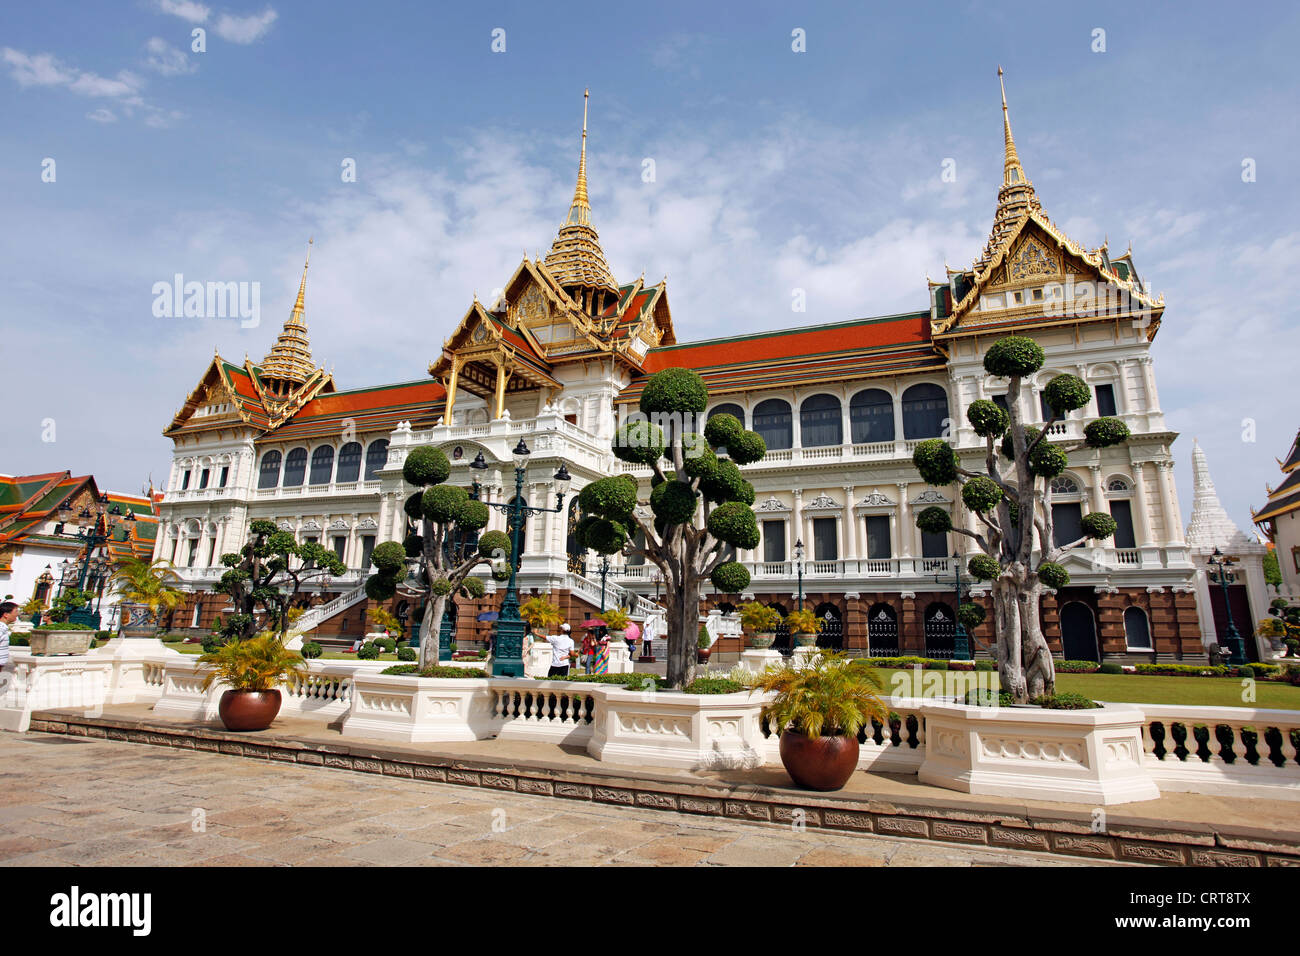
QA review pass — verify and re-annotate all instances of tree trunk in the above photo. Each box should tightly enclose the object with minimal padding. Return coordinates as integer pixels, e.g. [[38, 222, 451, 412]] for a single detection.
[[664, 570, 699, 689], [994, 573, 1028, 702], [1019, 583, 1055, 699], [417, 593, 447, 670]]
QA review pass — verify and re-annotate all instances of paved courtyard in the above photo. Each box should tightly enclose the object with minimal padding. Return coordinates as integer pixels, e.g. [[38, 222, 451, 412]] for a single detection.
[[0, 732, 1123, 867]]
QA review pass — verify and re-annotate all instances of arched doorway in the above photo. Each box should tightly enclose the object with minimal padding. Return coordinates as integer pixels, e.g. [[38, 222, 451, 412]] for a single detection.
[[867, 603, 898, 657], [768, 602, 790, 654], [924, 601, 956, 659], [1060, 601, 1099, 662], [814, 602, 842, 649]]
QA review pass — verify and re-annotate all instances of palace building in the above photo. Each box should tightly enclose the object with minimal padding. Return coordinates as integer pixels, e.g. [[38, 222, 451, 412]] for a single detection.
[[155, 79, 1216, 662]]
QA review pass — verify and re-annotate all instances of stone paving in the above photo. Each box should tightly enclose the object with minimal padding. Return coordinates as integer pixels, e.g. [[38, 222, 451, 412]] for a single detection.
[[0, 732, 1127, 867]]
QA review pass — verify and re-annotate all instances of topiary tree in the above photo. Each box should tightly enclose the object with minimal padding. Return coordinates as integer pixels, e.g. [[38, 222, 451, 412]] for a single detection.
[[214, 519, 348, 643], [363, 445, 508, 669], [911, 335, 1130, 701], [576, 367, 766, 687]]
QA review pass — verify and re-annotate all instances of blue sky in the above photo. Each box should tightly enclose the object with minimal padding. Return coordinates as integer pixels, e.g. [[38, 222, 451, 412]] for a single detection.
[[2, 0, 1297, 538]]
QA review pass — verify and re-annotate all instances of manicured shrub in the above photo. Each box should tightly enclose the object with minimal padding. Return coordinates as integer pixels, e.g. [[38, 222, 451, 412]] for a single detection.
[[1037, 562, 1070, 590], [984, 336, 1045, 378], [929, 660, 948, 671], [1097, 661, 1123, 675], [1001, 426, 1042, 460], [913, 439, 958, 485], [958, 602, 986, 632], [301, 641, 323, 659], [650, 480, 698, 525], [613, 420, 666, 465], [915, 506, 953, 535], [380, 663, 488, 678], [357, 641, 380, 660], [376, 637, 397, 653], [160, 633, 187, 643], [966, 399, 1008, 438], [459, 500, 489, 531], [968, 554, 1001, 581], [201, 634, 223, 653], [683, 677, 745, 695], [1028, 440, 1068, 478], [965, 688, 1015, 707], [365, 575, 397, 601], [430, 576, 453, 596], [403, 491, 424, 519], [682, 442, 718, 480], [1080, 512, 1118, 540], [1084, 417, 1131, 448], [460, 576, 486, 599], [397, 646, 417, 661], [711, 561, 751, 594], [585, 518, 628, 554], [706, 502, 760, 549], [370, 540, 406, 575], [477, 530, 512, 561], [580, 476, 638, 522], [422, 484, 469, 524], [1055, 660, 1100, 673], [640, 367, 708, 416], [1238, 665, 1254, 679], [700, 459, 751, 504], [704, 412, 744, 449], [974, 660, 994, 672], [961, 475, 1002, 513], [1043, 373, 1090, 414], [402, 446, 450, 487], [1031, 692, 1101, 710], [725, 429, 767, 466], [1134, 663, 1228, 677]]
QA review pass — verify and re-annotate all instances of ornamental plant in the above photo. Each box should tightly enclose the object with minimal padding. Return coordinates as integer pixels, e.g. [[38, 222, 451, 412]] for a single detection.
[[198, 633, 306, 692], [576, 367, 767, 687], [214, 520, 348, 642], [751, 650, 888, 739], [519, 596, 564, 632], [110, 557, 186, 631], [600, 606, 630, 631], [910, 335, 1129, 702], [362, 445, 509, 669], [740, 601, 782, 635], [784, 608, 822, 635]]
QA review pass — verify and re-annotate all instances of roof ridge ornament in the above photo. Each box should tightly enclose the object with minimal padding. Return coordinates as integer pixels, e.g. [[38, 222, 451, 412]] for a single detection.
[[259, 238, 320, 397]]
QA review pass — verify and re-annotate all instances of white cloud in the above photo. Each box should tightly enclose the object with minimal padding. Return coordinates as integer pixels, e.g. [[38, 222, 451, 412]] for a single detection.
[[157, 0, 210, 23], [85, 108, 117, 123], [68, 69, 143, 98], [145, 37, 197, 76], [2, 48, 75, 87], [214, 8, 278, 44]]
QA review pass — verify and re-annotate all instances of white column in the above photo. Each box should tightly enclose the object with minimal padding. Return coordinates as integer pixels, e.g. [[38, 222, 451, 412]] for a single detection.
[[1130, 462, 1155, 546], [1089, 465, 1107, 515], [1156, 460, 1184, 545], [896, 482, 912, 557], [1139, 356, 1160, 412], [791, 489, 803, 560], [842, 486, 858, 560]]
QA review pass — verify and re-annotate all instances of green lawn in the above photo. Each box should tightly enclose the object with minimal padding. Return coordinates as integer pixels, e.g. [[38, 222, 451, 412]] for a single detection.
[[873, 667, 1300, 710]]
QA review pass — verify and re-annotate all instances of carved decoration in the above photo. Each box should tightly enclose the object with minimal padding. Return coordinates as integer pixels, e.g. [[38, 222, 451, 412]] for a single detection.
[[756, 496, 790, 513], [912, 489, 950, 505], [805, 493, 839, 510], [1008, 236, 1056, 281], [858, 492, 894, 507]]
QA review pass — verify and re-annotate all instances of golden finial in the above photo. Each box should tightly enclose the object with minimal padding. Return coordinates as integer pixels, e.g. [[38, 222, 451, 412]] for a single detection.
[[998, 67, 1023, 181], [289, 237, 312, 322], [564, 89, 592, 225]]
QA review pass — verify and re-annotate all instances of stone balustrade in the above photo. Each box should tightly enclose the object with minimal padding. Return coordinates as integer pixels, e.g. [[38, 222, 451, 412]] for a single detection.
[[1138, 704, 1300, 800]]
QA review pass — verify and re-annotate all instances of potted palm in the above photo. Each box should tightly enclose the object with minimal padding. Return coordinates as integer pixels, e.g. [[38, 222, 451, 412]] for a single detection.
[[110, 558, 185, 639], [752, 650, 887, 791], [740, 601, 781, 649], [601, 606, 630, 641], [520, 596, 564, 637], [785, 608, 822, 648], [199, 633, 306, 731]]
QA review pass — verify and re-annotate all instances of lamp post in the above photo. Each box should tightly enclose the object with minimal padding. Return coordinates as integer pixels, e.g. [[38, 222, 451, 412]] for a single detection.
[[794, 538, 805, 611], [934, 552, 971, 660], [1206, 548, 1246, 665], [473, 441, 570, 677], [597, 554, 610, 610], [55, 493, 126, 629]]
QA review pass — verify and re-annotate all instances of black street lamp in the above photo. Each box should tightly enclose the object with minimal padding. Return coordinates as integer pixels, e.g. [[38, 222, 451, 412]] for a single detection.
[[597, 554, 610, 610], [1206, 548, 1246, 665], [54, 492, 124, 628], [473, 441, 570, 677], [934, 552, 971, 661]]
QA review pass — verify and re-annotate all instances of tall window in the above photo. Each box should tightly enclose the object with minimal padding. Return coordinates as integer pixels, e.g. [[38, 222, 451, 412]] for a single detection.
[[800, 394, 842, 447], [1096, 383, 1117, 417], [258, 451, 281, 489], [181, 470, 191, 490], [336, 442, 363, 482], [364, 440, 389, 480], [359, 535, 376, 571], [309, 446, 335, 485], [921, 527, 948, 558], [812, 517, 837, 561], [1050, 475, 1083, 548], [282, 448, 308, 486], [753, 399, 792, 450], [849, 389, 894, 443], [901, 384, 949, 439], [199, 468, 210, 489], [218, 465, 229, 488], [991, 393, 1010, 415], [331, 536, 347, 562], [187, 538, 199, 567], [763, 520, 786, 562], [1124, 607, 1152, 649], [1039, 391, 1054, 422], [1109, 500, 1137, 548], [865, 515, 891, 559]]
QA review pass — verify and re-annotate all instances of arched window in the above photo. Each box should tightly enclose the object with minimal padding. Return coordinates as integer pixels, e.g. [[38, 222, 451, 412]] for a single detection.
[[282, 447, 308, 487], [800, 394, 842, 447], [309, 446, 335, 485], [1049, 475, 1081, 497], [258, 451, 282, 489], [1051, 474, 1084, 547], [1106, 476, 1131, 493], [901, 384, 949, 439], [923, 601, 956, 658], [336, 442, 362, 483], [1124, 607, 1152, 650], [364, 440, 389, 480], [867, 602, 898, 657], [850, 389, 895, 443], [753, 399, 792, 450]]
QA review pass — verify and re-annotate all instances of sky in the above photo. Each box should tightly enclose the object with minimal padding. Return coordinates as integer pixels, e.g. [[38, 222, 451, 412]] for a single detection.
[[1, 0, 1297, 539]]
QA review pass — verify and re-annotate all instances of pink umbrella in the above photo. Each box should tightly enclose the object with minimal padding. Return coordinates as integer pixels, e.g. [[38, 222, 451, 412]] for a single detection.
[[625, 621, 641, 641], [581, 618, 606, 629]]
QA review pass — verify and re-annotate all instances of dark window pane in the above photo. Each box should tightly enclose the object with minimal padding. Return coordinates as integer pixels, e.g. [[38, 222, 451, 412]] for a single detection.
[[258, 452, 281, 489], [849, 389, 895, 443], [753, 399, 792, 450], [1052, 502, 1083, 548], [1096, 383, 1117, 417], [219, 466, 229, 488], [921, 529, 948, 558], [901, 384, 949, 439], [310, 446, 335, 485], [1039, 391, 1054, 422], [800, 394, 842, 447], [181, 471, 191, 490], [283, 448, 307, 486], [991, 394, 1009, 414], [865, 515, 891, 559], [1124, 607, 1151, 649], [331, 536, 346, 561], [763, 520, 786, 562], [360, 535, 376, 570], [1109, 500, 1136, 549], [336, 442, 362, 482], [364, 440, 389, 480], [813, 517, 837, 561]]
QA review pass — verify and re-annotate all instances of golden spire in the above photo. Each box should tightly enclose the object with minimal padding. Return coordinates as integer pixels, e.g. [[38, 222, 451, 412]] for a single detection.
[[544, 89, 619, 297], [260, 238, 317, 394], [973, 68, 1041, 274]]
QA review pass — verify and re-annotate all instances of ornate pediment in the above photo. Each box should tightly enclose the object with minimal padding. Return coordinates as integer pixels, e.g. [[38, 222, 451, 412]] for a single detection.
[[357, 517, 379, 531], [805, 493, 839, 510], [912, 489, 950, 505], [857, 492, 894, 508], [277, 520, 294, 532], [300, 519, 323, 533], [1006, 235, 1057, 281], [756, 496, 790, 513], [327, 517, 351, 531]]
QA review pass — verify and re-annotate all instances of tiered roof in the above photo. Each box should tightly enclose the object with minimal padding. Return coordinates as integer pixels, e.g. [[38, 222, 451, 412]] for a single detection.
[[262, 380, 446, 444], [1252, 430, 1300, 526]]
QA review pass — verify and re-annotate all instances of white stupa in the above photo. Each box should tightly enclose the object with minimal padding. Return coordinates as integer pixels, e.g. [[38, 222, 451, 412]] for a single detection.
[[1185, 439, 1255, 552]]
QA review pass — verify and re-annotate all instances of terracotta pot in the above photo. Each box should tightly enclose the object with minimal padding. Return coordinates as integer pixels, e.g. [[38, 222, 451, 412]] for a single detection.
[[697, 648, 712, 664], [778, 729, 859, 791], [218, 689, 282, 731]]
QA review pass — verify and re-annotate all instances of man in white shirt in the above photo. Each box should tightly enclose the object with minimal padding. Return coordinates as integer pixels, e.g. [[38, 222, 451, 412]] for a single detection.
[[548, 622, 574, 677], [0, 601, 19, 669]]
